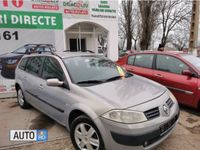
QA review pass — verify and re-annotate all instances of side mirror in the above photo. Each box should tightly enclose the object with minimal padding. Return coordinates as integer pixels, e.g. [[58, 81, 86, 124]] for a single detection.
[[182, 70, 193, 76], [46, 78, 64, 87]]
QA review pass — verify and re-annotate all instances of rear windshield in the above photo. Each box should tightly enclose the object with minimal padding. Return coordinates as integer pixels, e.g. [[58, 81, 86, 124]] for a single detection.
[[182, 54, 200, 71]]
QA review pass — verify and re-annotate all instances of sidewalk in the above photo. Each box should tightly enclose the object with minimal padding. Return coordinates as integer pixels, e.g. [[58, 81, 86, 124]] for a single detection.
[[0, 98, 69, 149]]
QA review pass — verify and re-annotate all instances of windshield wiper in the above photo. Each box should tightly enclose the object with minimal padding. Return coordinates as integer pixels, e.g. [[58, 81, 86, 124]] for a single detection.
[[76, 80, 103, 84], [76, 74, 132, 85], [104, 76, 122, 82]]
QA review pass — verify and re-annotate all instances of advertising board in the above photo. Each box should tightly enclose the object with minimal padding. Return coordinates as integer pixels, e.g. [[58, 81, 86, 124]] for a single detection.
[[0, 0, 118, 97]]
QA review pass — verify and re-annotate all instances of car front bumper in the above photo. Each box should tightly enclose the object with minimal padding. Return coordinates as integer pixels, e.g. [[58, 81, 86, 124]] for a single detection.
[[93, 92, 180, 150]]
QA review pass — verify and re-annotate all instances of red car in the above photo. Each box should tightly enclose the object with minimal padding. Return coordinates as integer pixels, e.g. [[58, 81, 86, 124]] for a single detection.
[[117, 51, 200, 109]]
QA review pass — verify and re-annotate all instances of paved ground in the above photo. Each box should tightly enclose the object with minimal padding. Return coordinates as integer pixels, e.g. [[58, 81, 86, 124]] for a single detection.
[[0, 98, 200, 150]]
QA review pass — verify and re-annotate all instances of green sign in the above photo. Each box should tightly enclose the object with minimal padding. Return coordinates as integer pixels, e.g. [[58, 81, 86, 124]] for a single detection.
[[0, 10, 63, 30], [92, 0, 116, 13]]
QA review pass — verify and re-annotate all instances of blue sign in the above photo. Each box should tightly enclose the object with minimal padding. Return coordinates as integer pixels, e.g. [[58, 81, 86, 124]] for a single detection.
[[37, 130, 48, 141]]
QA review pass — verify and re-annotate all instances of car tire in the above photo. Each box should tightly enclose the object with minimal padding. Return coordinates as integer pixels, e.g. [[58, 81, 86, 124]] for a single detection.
[[17, 88, 30, 109], [70, 115, 105, 150]]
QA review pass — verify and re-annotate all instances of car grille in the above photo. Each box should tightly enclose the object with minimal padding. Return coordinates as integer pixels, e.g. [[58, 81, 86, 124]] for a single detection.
[[144, 114, 179, 147], [166, 98, 174, 108], [144, 107, 160, 120]]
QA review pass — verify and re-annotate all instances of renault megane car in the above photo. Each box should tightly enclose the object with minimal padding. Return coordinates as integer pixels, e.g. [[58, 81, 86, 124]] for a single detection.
[[117, 51, 200, 110], [15, 52, 179, 150]]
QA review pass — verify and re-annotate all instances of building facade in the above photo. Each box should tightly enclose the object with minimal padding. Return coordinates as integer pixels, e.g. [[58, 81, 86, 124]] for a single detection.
[[189, 0, 200, 53], [0, 0, 118, 96]]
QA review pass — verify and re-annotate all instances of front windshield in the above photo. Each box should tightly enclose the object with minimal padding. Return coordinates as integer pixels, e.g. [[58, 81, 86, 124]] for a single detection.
[[12, 46, 27, 54], [182, 54, 200, 71], [63, 56, 129, 85]]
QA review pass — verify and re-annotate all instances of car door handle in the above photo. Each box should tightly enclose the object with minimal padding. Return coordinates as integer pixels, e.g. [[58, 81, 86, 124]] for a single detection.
[[128, 68, 134, 71], [154, 74, 163, 78]]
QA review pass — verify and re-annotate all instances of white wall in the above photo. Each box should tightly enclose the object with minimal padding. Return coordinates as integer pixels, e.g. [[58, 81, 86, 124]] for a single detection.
[[63, 18, 118, 61], [0, 29, 56, 54]]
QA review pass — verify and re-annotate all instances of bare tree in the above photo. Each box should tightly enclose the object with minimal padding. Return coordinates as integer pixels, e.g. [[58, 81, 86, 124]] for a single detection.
[[132, 3, 141, 50], [168, 20, 191, 51], [138, 0, 161, 50], [158, 0, 192, 49], [120, 0, 134, 50]]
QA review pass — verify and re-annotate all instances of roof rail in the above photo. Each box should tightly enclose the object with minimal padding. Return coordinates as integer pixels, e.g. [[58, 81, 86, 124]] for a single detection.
[[24, 44, 54, 47], [63, 50, 94, 53], [28, 50, 62, 59]]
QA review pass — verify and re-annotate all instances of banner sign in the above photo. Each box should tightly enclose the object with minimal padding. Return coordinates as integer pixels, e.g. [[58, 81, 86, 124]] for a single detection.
[[90, 0, 117, 20], [0, 0, 60, 12], [62, 0, 89, 18], [0, 10, 63, 29], [31, 0, 60, 11], [0, 0, 118, 97]]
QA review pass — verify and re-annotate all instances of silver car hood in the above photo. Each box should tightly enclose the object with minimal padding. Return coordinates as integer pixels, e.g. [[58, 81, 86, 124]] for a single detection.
[[84, 75, 167, 109]]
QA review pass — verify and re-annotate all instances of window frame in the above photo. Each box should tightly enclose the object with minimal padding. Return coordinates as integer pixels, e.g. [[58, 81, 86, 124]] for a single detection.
[[155, 54, 191, 75], [127, 54, 136, 65], [25, 56, 45, 77], [18, 57, 28, 71], [133, 54, 155, 69], [41, 56, 66, 81]]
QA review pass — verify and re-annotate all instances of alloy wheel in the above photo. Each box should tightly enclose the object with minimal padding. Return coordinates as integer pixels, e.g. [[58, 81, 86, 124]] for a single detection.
[[17, 89, 24, 106], [74, 123, 100, 150]]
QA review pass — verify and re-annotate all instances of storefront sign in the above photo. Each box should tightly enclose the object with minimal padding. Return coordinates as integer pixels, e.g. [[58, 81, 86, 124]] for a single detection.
[[62, 0, 89, 18], [1, 0, 24, 8], [0, 0, 118, 97], [31, 0, 59, 11], [0, 10, 63, 29], [90, 0, 117, 20]]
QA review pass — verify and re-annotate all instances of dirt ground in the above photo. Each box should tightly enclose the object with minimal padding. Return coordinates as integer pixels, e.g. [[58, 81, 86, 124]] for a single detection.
[[0, 98, 200, 150]]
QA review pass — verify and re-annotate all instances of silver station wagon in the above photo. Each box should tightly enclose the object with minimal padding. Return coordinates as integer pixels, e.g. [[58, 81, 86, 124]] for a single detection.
[[15, 52, 180, 150]]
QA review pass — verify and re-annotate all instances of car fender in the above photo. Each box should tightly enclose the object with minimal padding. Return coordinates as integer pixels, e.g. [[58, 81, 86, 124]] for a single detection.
[[66, 103, 101, 130]]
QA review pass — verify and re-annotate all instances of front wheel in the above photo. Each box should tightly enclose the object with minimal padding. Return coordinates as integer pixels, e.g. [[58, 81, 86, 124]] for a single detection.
[[70, 115, 105, 150]]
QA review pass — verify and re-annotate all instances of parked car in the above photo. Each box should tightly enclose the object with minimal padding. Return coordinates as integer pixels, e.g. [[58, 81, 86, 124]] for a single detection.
[[15, 52, 179, 150], [0, 44, 55, 79], [117, 51, 200, 110]]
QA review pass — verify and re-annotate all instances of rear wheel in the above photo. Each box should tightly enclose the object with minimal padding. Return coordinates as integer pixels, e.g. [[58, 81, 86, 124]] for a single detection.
[[17, 88, 30, 109], [70, 115, 104, 150]]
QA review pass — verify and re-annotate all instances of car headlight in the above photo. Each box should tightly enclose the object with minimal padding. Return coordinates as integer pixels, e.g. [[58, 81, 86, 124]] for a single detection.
[[6, 58, 18, 64], [102, 110, 147, 124]]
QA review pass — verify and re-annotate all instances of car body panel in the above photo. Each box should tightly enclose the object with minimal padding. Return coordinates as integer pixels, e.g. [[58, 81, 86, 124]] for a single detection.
[[125, 64, 154, 80], [152, 69, 198, 107], [84, 75, 166, 109]]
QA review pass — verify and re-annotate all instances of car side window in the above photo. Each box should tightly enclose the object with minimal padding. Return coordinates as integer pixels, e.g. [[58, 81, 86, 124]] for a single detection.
[[42, 57, 64, 81], [134, 54, 154, 69], [44, 47, 51, 51], [36, 47, 44, 52], [18, 58, 28, 70], [156, 55, 189, 74], [25, 57, 44, 76], [127, 55, 135, 65]]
